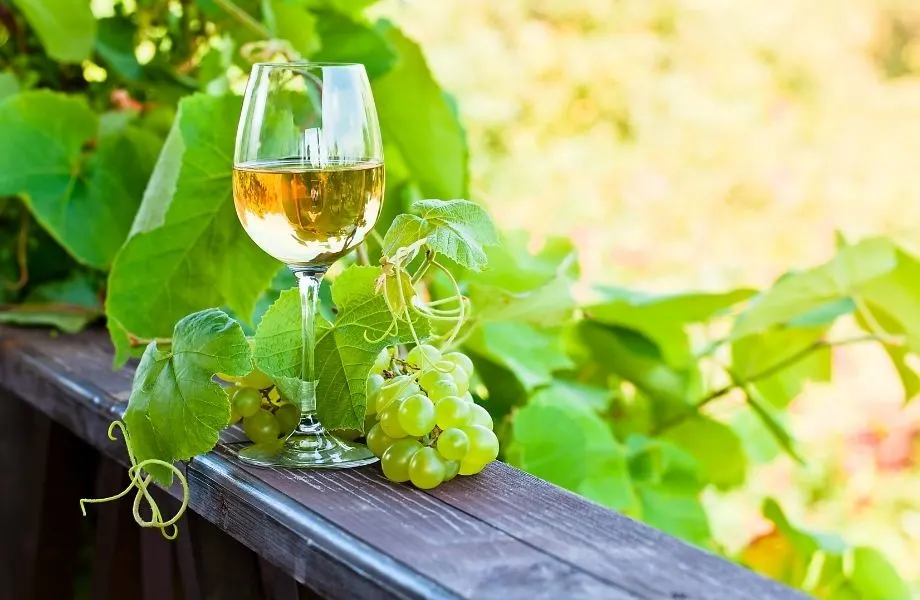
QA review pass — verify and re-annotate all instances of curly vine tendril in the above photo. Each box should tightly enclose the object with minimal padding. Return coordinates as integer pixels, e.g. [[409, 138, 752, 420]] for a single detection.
[[79, 421, 189, 541]]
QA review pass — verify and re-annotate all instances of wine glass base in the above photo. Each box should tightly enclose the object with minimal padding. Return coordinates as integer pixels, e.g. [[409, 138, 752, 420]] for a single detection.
[[236, 431, 378, 469]]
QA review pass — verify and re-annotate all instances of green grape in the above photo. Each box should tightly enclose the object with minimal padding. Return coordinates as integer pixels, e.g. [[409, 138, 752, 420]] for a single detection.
[[381, 439, 422, 483], [371, 347, 391, 374], [468, 403, 494, 429], [436, 427, 470, 461], [407, 344, 441, 369], [462, 391, 475, 403], [428, 378, 459, 402], [398, 394, 436, 437], [458, 457, 488, 476], [275, 403, 300, 434], [444, 352, 474, 376], [243, 410, 281, 444], [435, 396, 470, 429], [464, 425, 500, 464], [377, 375, 420, 413], [366, 373, 385, 416], [449, 366, 470, 395], [443, 459, 461, 482], [241, 369, 274, 390], [366, 423, 397, 457], [379, 400, 408, 438], [227, 407, 242, 426], [419, 368, 452, 391], [408, 447, 446, 489], [232, 387, 262, 418]]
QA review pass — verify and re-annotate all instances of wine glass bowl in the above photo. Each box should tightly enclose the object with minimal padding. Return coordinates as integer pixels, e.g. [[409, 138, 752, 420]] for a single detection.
[[232, 62, 383, 468]]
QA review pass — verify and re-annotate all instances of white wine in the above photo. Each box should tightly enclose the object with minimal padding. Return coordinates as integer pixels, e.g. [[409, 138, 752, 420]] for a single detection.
[[232, 159, 384, 265]]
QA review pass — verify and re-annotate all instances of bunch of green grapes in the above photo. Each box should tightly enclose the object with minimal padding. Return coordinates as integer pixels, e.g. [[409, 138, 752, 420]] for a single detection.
[[364, 344, 499, 489], [222, 369, 300, 445]]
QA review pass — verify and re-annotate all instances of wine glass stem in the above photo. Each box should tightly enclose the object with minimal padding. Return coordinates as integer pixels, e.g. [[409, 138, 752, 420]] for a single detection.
[[292, 266, 327, 432]]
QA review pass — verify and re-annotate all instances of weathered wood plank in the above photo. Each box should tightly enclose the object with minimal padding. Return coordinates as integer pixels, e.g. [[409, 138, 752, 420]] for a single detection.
[[0, 327, 805, 600]]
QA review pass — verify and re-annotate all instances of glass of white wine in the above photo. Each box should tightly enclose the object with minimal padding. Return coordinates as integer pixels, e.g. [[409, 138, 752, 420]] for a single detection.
[[232, 62, 384, 468]]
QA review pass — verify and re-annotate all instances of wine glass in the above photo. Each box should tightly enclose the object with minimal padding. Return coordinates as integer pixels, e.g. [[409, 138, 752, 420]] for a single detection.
[[232, 62, 384, 468]]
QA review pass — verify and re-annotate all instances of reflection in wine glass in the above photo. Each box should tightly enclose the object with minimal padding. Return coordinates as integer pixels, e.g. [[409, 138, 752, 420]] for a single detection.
[[232, 62, 384, 468]]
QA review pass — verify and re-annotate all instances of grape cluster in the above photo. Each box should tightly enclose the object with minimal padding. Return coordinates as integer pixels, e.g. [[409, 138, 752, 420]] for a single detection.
[[366, 344, 499, 489], [225, 369, 300, 444]]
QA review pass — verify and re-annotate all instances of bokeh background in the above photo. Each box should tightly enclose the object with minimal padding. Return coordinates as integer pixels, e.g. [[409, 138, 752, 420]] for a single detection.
[[377, 0, 920, 588]]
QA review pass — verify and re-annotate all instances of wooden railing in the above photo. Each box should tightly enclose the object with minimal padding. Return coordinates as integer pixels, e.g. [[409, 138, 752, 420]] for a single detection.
[[0, 326, 805, 600]]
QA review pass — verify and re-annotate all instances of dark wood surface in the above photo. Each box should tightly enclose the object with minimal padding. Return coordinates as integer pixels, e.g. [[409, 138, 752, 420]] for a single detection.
[[0, 326, 806, 600]]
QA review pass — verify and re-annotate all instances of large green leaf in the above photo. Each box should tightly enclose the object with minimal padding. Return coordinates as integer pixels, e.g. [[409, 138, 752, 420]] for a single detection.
[[124, 309, 252, 484], [734, 238, 897, 337], [383, 199, 499, 271], [313, 11, 396, 79], [96, 16, 142, 80], [372, 23, 468, 199], [855, 304, 920, 403], [0, 91, 161, 269], [107, 94, 280, 350], [0, 72, 19, 100], [587, 287, 754, 366], [263, 0, 321, 57], [661, 415, 747, 490], [253, 266, 428, 431], [860, 248, 920, 352], [0, 274, 102, 333], [12, 0, 96, 62], [731, 325, 831, 409], [464, 322, 573, 391], [508, 394, 633, 510]]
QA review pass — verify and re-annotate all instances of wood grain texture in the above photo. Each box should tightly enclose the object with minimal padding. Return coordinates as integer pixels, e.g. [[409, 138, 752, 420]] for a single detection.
[[0, 327, 806, 600]]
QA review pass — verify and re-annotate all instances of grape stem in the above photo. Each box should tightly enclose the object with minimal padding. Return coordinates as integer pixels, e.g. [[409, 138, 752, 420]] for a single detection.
[[79, 421, 189, 540], [652, 333, 887, 434]]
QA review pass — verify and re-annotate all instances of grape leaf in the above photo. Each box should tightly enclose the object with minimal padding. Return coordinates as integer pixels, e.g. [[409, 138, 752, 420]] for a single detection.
[[107, 94, 280, 352], [263, 0, 321, 57], [313, 11, 396, 79], [124, 309, 252, 485], [96, 16, 142, 80], [0, 91, 161, 269], [588, 287, 754, 366], [845, 547, 911, 600], [0, 72, 19, 100], [254, 266, 429, 431], [855, 305, 920, 403], [744, 386, 805, 464], [660, 415, 747, 490], [372, 22, 468, 199], [0, 274, 102, 333], [464, 322, 573, 391], [733, 237, 896, 337], [383, 199, 499, 271], [731, 325, 831, 409], [859, 248, 920, 352], [12, 0, 96, 62], [508, 394, 633, 510]]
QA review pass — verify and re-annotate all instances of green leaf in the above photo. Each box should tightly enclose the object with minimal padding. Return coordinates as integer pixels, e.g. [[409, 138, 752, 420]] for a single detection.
[[96, 16, 142, 80], [313, 11, 396, 79], [744, 386, 805, 464], [254, 266, 428, 431], [0, 72, 19, 101], [383, 199, 499, 271], [0, 274, 102, 333], [321, 0, 379, 13], [0, 91, 161, 269], [508, 394, 633, 510], [263, 0, 321, 57], [731, 325, 831, 409], [661, 415, 747, 490], [588, 287, 754, 366], [859, 247, 920, 352], [12, 0, 96, 62], [626, 435, 710, 546], [372, 23, 468, 199], [846, 547, 911, 600], [734, 237, 897, 337], [731, 406, 781, 464], [574, 321, 692, 420], [855, 305, 920, 403], [107, 94, 280, 342], [124, 309, 252, 484], [465, 234, 579, 325], [464, 322, 573, 391]]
